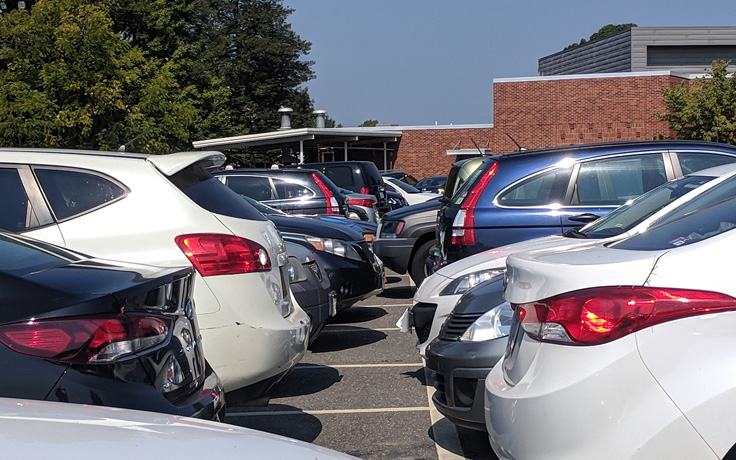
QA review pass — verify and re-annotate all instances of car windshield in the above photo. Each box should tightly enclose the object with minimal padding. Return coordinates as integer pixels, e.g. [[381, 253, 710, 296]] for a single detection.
[[452, 160, 494, 205], [577, 175, 713, 239]]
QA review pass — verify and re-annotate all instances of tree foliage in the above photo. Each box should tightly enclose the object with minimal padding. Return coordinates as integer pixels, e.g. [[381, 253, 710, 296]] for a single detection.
[[0, 0, 317, 153], [657, 60, 736, 144], [564, 23, 637, 50], [359, 119, 379, 127]]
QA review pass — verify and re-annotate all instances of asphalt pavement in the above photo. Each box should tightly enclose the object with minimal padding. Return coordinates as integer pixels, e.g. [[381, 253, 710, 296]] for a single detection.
[[225, 271, 498, 460]]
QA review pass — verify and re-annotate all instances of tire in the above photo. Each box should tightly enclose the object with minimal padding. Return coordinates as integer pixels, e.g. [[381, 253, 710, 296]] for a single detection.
[[409, 240, 434, 286]]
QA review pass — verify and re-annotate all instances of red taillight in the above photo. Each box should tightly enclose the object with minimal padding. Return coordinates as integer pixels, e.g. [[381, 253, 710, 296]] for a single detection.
[[311, 173, 340, 214], [360, 186, 370, 195], [348, 197, 376, 208], [175, 233, 271, 276], [517, 286, 736, 345], [451, 162, 499, 246], [0, 314, 170, 363]]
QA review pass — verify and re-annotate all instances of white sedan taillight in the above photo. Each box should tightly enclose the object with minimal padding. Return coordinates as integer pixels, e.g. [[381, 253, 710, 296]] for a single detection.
[[175, 233, 271, 276], [516, 286, 736, 345]]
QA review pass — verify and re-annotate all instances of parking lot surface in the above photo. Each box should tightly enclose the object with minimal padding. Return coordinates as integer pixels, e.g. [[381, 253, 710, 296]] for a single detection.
[[226, 272, 498, 460]]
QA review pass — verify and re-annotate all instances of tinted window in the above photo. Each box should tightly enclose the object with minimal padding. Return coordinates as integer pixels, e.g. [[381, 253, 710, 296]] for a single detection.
[[582, 175, 712, 238], [498, 167, 572, 207], [226, 176, 274, 201], [274, 179, 315, 199], [612, 196, 736, 250], [452, 161, 494, 205], [0, 233, 80, 273], [388, 179, 420, 194], [0, 168, 31, 232], [321, 166, 357, 188], [677, 152, 736, 175], [169, 163, 266, 221], [35, 168, 126, 221], [573, 154, 666, 206]]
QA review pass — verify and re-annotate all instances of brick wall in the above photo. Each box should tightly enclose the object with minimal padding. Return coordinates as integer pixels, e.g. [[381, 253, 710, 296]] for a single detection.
[[391, 73, 687, 180]]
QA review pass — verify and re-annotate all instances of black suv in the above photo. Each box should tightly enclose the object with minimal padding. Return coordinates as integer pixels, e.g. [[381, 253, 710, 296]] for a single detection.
[[306, 161, 388, 213], [214, 168, 348, 217]]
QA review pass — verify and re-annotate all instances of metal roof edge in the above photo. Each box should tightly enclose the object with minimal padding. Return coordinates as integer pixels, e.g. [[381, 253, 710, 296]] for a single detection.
[[494, 70, 683, 83]]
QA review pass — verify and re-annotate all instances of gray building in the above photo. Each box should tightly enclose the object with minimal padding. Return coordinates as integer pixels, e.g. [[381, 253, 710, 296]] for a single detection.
[[538, 26, 736, 76]]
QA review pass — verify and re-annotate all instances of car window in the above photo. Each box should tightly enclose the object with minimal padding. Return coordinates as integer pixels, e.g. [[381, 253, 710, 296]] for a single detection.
[[34, 168, 126, 221], [581, 175, 712, 238], [611, 195, 736, 250], [0, 233, 77, 273], [169, 162, 266, 221], [225, 176, 274, 201], [0, 168, 32, 232], [573, 153, 666, 206], [388, 179, 420, 194], [274, 179, 315, 199], [321, 166, 357, 188], [677, 152, 736, 175], [451, 160, 495, 205], [497, 167, 572, 207]]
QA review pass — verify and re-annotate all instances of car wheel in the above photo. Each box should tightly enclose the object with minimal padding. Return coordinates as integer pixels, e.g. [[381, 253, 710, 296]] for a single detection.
[[409, 240, 434, 286]]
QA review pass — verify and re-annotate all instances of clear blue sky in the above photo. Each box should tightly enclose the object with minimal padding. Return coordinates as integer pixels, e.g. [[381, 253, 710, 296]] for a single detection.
[[282, 0, 736, 128]]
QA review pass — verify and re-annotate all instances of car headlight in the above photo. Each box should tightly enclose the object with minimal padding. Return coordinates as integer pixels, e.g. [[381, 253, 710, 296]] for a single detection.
[[459, 302, 513, 342], [286, 256, 308, 283], [306, 236, 362, 261], [439, 268, 505, 296], [379, 220, 404, 238]]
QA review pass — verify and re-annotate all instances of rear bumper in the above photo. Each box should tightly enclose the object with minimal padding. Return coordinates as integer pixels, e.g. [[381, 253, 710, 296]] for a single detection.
[[372, 237, 416, 274], [318, 253, 384, 310], [425, 337, 506, 431]]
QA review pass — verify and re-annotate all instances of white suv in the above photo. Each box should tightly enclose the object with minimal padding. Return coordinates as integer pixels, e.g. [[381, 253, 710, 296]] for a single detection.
[[0, 148, 309, 396]]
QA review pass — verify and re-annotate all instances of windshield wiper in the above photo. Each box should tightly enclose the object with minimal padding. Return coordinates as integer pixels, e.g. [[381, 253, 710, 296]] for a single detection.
[[563, 228, 589, 239]]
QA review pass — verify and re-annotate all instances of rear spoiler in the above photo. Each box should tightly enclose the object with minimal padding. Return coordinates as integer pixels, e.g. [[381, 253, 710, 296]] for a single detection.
[[146, 151, 226, 176]]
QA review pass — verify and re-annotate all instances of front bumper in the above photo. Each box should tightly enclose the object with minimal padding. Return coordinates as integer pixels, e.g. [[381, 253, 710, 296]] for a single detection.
[[372, 236, 416, 274], [425, 337, 506, 431]]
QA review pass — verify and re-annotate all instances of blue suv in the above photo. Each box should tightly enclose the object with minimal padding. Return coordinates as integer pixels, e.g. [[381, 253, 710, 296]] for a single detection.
[[437, 140, 736, 265]]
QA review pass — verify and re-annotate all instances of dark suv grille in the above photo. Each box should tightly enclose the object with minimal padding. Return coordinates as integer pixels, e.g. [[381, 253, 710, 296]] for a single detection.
[[438, 312, 483, 341]]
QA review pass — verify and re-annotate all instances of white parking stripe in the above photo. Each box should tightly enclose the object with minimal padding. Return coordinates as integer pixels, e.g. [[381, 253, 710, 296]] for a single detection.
[[322, 327, 401, 332], [296, 363, 424, 369], [228, 407, 431, 416], [352, 303, 413, 308]]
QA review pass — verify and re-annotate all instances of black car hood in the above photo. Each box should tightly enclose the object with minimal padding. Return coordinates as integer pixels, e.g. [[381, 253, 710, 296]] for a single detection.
[[268, 215, 364, 242], [313, 216, 378, 234], [383, 197, 441, 220]]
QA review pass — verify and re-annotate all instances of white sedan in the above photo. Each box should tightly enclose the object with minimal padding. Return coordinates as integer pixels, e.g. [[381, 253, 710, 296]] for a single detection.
[[382, 176, 438, 205], [0, 399, 359, 459], [485, 185, 736, 459], [405, 163, 736, 356]]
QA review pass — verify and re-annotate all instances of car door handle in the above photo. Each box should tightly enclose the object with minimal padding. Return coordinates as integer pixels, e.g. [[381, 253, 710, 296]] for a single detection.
[[567, 213, 600, 223]]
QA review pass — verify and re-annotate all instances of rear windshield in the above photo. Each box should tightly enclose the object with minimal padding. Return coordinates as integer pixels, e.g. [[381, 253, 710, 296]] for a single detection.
[[451, 159, 495, 205], [0, 233, 79, 273], [581, 175, 713, 239], [169, 163, 266, 221], [611, 177, 736, 250], [389, 179, 420, 194]]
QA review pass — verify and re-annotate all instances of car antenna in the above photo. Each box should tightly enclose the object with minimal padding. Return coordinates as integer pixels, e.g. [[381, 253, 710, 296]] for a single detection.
[[117, 125, 155, 152], [470, 138, 487, 156], [505, 133, 528, 152]]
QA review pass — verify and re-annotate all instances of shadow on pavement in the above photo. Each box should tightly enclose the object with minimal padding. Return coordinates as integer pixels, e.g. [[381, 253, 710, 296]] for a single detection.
[[328, 306, 387, 324], [267, 364, 343, 398], [226, 404, 323, 443], [377, 285, 415, 299], [309, 326, 387, 353], [401, 366, 429, 386], [385, 275, 404, 284], [427, 418, 498, 460]]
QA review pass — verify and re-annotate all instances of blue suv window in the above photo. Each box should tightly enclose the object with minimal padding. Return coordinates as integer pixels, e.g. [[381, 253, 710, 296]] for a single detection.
[[573, 154, 666, 206], [677, 152, 736, 175], [498, 167, 572, 207], [226, 176, 274, 201]]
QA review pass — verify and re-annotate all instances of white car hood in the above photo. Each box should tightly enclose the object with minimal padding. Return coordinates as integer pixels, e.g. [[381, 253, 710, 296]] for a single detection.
[[0, 399, 359, 459], [504, 243, 667, 304]]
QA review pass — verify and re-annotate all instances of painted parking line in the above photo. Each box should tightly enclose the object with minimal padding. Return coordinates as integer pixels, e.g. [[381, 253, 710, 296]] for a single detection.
[[351, 303, 413, 308], [424, 367, 467, 460], [296, 362, 424, 369], [322, 326, 402, 333], [228, 407, 431, 417]]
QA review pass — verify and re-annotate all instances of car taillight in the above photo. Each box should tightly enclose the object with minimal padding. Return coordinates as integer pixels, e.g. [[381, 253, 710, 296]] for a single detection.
[[451, 163, 498, 246], [348, 197, 376, 208], [516, 286, 736, 345], [360, 186, 370, 195], [311, 173, 340, 214], [0, 314, 171, 364], [175, 233, 271, 277]]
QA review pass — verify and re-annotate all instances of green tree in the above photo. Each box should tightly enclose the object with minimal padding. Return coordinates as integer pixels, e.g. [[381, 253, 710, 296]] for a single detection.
[[359, 119, 379, 127], [565, 23, 637, 50], [657, 60, 736, 144]]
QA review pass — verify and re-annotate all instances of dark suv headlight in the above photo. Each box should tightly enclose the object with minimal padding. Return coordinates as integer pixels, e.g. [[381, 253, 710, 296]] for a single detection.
[[379, 220, 405, 238]]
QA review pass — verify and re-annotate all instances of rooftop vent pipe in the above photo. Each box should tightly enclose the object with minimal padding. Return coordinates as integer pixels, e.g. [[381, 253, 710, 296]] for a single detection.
[[313, 110, 327, 128], [278, 107, 293, 130]]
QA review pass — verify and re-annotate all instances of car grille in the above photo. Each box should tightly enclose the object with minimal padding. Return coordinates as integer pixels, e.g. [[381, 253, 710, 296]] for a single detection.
[[412, 302, 437, 343], [434, 372, 447, 404], [307, 261, 322, 281], [438, 312, 483, 341]]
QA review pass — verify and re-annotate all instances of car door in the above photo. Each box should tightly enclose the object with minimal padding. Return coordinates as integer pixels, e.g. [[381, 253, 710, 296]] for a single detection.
[[0, 165, 65, 245], [559, 152, 669, 231]]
